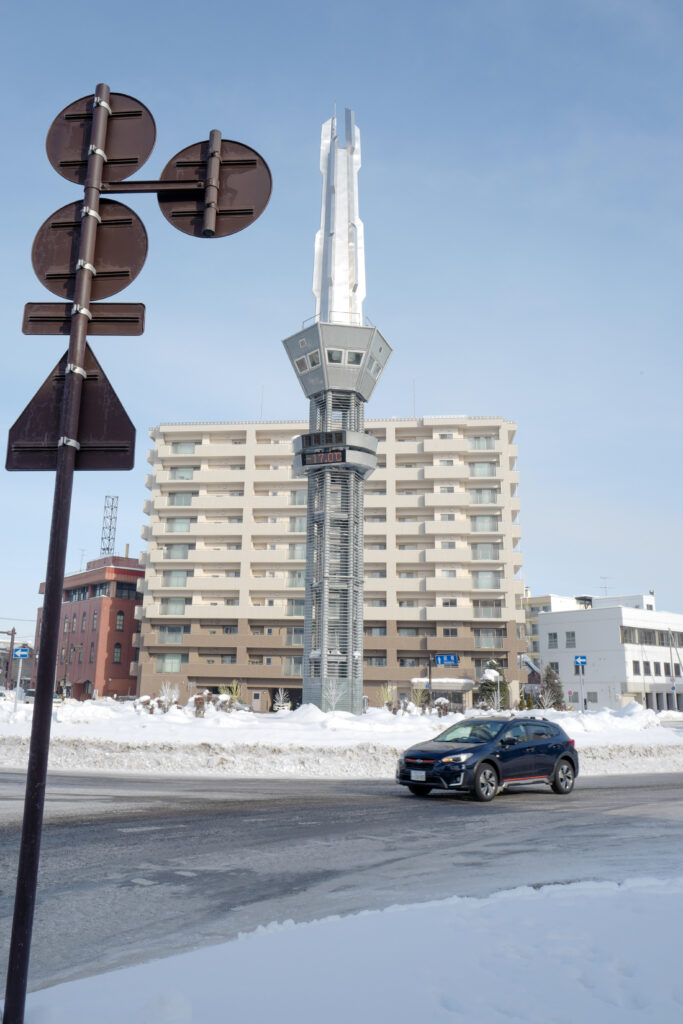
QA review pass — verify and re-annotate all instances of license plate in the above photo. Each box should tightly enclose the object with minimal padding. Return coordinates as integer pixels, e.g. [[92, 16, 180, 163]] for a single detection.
[[410, 770, 426, 782]]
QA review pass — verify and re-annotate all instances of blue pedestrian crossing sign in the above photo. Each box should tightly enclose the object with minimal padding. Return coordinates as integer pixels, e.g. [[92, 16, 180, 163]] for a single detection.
[[574, 655, 587, 666], [435, 654, 459, 666], [13, 647, 29, 659]]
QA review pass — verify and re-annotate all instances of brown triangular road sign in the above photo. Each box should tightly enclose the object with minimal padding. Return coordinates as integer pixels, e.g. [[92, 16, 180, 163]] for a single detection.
[[6, 344, 135, 471]]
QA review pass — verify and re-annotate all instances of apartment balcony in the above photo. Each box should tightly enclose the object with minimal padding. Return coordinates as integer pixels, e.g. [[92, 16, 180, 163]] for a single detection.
[[251, 549, 305, 564], [473, 637, 505, 650], [249, 578, 300, 594], [150, 522, 244, 539], [190, 578, 242, 593], [422, 519, 467, 537], [423, 467, 468, 483], [394, 520, 427, 536], [251, 522, 305, 538], [424, 492, 467, 509], [422, 438, 468, 455]]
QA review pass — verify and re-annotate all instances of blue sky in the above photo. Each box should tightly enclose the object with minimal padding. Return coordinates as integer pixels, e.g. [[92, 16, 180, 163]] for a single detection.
[[1, 0, 682, 643]]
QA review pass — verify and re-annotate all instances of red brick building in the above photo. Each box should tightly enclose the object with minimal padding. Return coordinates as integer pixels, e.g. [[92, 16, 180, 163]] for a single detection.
[[33, 556, 142, 699]]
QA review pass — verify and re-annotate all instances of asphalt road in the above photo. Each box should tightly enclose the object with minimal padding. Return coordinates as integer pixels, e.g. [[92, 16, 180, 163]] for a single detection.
[[2, 770, 683, 992]]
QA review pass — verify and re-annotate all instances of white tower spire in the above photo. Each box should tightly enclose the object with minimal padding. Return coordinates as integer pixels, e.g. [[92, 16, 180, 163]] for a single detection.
[[312, 109, 366, 326]]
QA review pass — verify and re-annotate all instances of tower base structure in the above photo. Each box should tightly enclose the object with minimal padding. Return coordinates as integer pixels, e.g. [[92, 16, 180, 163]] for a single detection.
[[284, 322, 391, 714]]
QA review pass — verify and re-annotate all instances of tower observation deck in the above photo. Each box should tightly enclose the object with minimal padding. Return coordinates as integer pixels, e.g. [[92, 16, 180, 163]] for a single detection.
[[282, 110, 392, 713]]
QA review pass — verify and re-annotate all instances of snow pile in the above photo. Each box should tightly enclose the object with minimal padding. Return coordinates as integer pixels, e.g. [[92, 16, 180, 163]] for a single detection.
[[20, 876, 683, 1023], [1, 695, 682, 777]]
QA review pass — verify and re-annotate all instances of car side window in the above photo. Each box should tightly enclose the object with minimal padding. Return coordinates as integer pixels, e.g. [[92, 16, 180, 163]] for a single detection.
[[505, 723, 529, 741], [528, 725, 553, 740]]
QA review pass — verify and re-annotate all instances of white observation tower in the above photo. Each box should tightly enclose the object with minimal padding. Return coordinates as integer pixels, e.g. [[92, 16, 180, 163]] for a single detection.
[[282, 110, 392, 713]]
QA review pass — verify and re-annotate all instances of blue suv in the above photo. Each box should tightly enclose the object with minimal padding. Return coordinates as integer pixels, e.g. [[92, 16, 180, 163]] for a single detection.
[[396, 716, 579, 802]]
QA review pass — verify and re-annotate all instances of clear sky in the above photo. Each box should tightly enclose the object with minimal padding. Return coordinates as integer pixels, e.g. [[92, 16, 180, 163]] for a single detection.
[[1, 0, 682, 643]]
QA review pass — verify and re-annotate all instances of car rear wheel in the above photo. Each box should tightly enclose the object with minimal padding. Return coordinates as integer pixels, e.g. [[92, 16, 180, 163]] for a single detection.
[[551, 759, 575, 795], [473, 762, 498, 802], [407, 784, 432, 796]]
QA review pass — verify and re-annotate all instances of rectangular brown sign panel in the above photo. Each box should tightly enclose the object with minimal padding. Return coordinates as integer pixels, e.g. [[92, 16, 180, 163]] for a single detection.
[[22, 302, 145, 336]]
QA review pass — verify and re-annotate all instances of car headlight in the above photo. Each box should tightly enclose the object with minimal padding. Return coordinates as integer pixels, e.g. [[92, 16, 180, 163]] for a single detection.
[[440, 753, 472, 764], [397, 757, 405, 769]]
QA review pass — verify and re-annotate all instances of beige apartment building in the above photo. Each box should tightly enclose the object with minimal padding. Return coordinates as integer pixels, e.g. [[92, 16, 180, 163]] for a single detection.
[[136, 415, 525, 710]]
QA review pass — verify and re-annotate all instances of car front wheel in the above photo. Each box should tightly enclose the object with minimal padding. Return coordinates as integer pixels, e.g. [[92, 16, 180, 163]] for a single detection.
[[473, 762, 498, 802], [551, 759, 575, 795], [407, 784, 432, 796]]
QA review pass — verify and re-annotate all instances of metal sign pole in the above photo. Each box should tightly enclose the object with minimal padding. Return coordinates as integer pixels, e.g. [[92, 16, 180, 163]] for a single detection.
[[2, 85, 109, 1024]]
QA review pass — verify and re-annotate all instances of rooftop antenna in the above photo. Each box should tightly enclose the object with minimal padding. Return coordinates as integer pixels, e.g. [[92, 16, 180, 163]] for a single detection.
[[599, 576, 614, 597], [100, 495, 118, 556]]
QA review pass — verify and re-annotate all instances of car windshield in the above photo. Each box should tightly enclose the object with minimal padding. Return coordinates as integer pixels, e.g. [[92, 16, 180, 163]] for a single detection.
[[434, 720, 504, 744]]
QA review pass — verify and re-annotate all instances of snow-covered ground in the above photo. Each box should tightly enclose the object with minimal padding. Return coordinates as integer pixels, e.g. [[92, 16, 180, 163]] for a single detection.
[[4, 698, 683, 1020], [19, 876, 683, 1023], [1, 694, 683, 777]]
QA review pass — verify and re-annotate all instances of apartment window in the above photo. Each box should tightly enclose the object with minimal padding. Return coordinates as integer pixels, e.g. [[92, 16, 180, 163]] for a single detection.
[[155, 653, 189, 673], [286, 599, 305, 616], [221, 654, 237, 664], [469, 436, 496, 450], [632, 660, 641, 676], [620, 626, 637, 644], [438, 433, 454, 440], [473, 600, 502, 618], [549, 662, 559, 673], [168, 492, 196, 506], [398, 600, 415, 608], [441, 541, 456, 549], [441, 569, 457, 577], [548, 632, 558, 649], [472, 571, 502, 590], [470, 488, 499, 504], [81, 612, 87, 632], [676, 664, 681, 678], [290, 490, 307, 506], [438, 459, 454, 466], [224, 625, 238, 634], [89, 643, 94, 664], [587, 692, 598, 703], [442, 599, 458, 607], [164, 544, 194, 560], [115, 611, 124, 631], [470, 515, 499, 532], [163, 570, 190, 587], [77, 648, 83, 664], [113, 643, 121, 664], [170, 466, 198, 480], [443, 627, 458, 637], [368, 598, 387, 607], [654, 662, 662, 676], [469, 462, 497, 478], [643, 661, 651, 675], [365, 656, 387, 667], [167, 518, 196, 533], [159, 626, 186, 644], [470, 543, 501, 560], [440, 514, 455, 521], [398, 571, 416, 579], [161, 598, 188, 615], [367, 570, 387, 579], [172, 441, 197, 454], [439, 486, 455, 494], [116, 582, 138, 600], [290, 516, 306, 532], [92, 611, 98, 631], [398, 657, 419, 667], [63, 618, 69, 634], [565, 631, 576, 649], [72, 614, 77, 632]]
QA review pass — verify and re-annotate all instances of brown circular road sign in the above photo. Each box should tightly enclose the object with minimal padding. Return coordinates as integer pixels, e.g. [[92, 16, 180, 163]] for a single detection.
[[46, 93, 156, 184], [32, 200, 148, 300], [158, 139, 272, 238]]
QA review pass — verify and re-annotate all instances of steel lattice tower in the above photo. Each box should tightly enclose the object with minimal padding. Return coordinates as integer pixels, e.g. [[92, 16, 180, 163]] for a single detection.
[[100, 494, 118, 556], [282, 110, 391, 713]]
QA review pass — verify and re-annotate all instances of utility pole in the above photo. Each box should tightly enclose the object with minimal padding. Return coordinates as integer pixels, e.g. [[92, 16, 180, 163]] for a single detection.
[[2, 628, 16, 688]]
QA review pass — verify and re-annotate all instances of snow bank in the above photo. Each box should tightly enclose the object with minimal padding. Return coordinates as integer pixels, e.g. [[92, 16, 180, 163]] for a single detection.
[[20, 876, 683, 1024], [1, 696, 682, 777]]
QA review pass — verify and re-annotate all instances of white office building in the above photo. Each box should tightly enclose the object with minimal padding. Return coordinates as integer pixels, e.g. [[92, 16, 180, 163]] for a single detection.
[[536, 594, 683, 710]]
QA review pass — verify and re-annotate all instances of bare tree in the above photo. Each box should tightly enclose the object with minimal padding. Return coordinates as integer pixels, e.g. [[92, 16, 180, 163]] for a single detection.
[[273, 687, 291, 711], [323, 678, 347, 712]]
